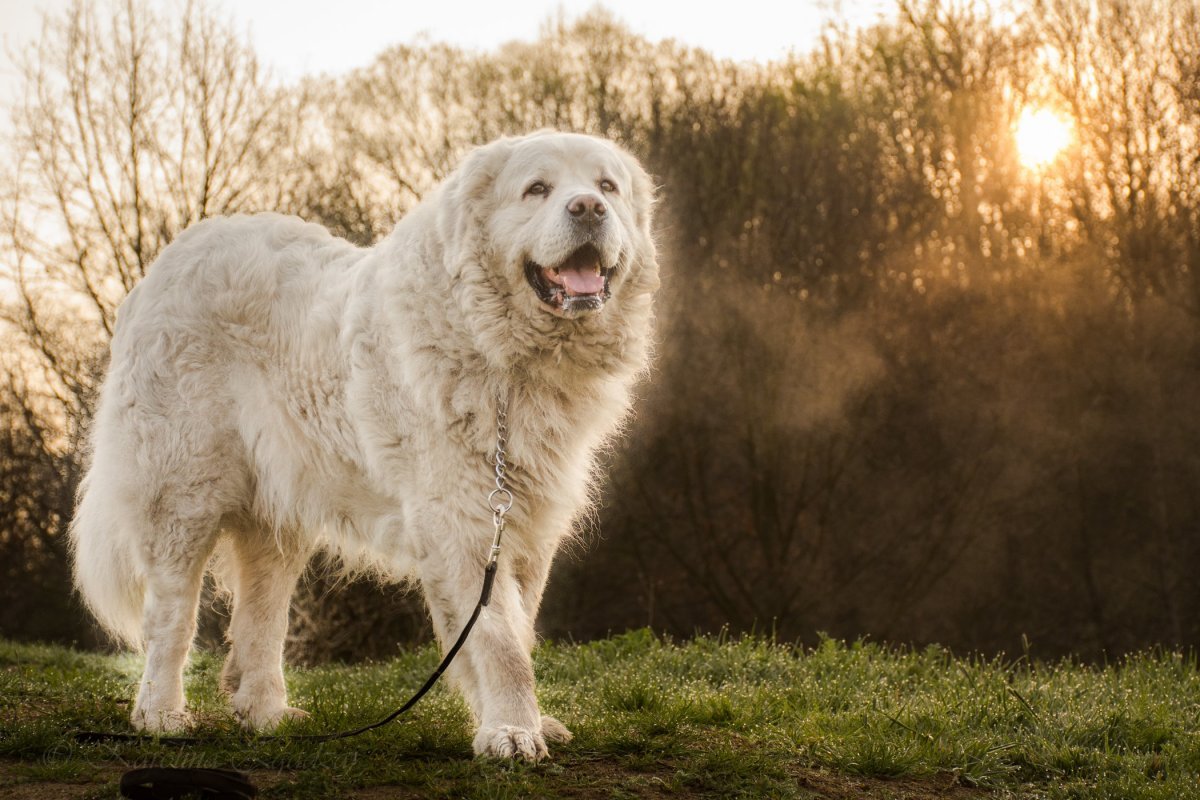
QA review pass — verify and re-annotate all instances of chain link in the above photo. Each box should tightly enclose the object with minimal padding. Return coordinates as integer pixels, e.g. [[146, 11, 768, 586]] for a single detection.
[[486, 393, 512, 566]]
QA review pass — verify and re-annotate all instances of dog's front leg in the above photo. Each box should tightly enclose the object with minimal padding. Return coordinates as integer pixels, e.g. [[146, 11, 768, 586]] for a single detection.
[[421, 548, 548, 761]]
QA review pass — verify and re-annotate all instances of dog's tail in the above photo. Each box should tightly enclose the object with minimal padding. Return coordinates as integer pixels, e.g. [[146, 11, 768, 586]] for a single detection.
[[69, 463, 146, 650]]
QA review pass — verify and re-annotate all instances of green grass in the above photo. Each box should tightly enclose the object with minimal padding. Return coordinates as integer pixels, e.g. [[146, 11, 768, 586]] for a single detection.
[[1, 631, 1198, 798]]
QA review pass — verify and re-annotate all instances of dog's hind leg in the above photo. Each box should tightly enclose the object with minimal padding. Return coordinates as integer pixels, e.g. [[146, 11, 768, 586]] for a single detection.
[[220, 530, 310, 730], [131, 511, 220, 734]]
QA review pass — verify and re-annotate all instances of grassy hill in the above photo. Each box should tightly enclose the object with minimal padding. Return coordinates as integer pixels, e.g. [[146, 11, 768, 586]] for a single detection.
[[1, 631, 1196, 798]]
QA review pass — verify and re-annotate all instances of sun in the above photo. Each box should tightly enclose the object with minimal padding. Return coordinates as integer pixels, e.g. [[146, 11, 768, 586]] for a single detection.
[[1015, 107, 1073, 169]]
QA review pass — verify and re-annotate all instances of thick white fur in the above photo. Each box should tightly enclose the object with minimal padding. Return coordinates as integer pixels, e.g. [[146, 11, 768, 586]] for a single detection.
[[69, 131, 658, 759]]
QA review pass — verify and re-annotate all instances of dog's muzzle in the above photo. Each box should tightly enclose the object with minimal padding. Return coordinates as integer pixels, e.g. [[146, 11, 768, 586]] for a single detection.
[[524, 243, 613, 316]]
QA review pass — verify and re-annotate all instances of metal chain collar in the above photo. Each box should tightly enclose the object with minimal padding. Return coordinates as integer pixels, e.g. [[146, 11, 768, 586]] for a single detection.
[[486, 393, 513, 567]]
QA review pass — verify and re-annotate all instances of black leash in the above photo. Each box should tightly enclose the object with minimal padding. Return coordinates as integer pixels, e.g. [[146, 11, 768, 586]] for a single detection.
[[288, 558, 499, 742], [120, 767, 257, 800]]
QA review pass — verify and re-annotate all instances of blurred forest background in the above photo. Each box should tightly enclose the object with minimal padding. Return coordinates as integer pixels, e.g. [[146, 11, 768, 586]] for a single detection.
[[2, 0, 1198, 663]]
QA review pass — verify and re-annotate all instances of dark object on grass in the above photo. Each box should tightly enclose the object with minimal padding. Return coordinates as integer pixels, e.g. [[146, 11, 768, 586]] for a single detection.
[[120, 767, 256, 799]]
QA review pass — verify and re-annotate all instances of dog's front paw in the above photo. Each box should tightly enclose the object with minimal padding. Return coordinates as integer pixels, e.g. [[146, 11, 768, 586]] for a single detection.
[[473, 724, 549, 761], [131, 707, 194, 735]]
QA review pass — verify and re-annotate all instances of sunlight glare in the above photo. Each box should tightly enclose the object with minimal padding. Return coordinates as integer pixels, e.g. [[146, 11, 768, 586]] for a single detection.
[[1015, 107, 1072, 170]]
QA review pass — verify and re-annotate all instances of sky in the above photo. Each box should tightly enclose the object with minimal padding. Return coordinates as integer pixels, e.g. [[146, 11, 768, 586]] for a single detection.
[[1, 0, 895, 107]]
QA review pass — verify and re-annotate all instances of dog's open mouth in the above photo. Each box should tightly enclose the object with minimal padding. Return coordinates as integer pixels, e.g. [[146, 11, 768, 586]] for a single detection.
[[525, 244, 612, 315]]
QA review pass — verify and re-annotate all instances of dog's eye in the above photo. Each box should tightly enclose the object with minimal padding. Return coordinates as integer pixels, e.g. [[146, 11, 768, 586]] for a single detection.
[[599, 179, 618, 194], [524, 181, 550, 198]]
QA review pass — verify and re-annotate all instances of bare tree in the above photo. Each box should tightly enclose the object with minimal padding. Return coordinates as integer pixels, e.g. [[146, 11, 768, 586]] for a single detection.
[[0, 0, 305, 436], [1037, 0, 1200, 310], [0, 0, 308, 645]]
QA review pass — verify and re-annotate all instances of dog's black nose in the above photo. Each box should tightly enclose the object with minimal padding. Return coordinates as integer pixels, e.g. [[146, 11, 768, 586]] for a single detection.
[[567, 193, 606, 222]]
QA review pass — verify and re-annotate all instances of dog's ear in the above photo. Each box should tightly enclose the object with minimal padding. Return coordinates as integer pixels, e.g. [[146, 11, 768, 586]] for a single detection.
[[615, 147, 661, 300], [436, 138, 514, 277], [618, 148, 658, 235]]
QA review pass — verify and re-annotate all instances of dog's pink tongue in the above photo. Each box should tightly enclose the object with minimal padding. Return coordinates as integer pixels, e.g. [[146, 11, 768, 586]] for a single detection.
[[560, 267, 605, 296]]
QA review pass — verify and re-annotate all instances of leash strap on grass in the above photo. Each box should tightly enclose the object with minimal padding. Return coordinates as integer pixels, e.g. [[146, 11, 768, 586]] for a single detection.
[[119, 767, 256, 799]]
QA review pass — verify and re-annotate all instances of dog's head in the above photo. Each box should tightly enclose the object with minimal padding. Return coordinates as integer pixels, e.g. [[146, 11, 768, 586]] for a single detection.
[[434, 132, 659, 367]]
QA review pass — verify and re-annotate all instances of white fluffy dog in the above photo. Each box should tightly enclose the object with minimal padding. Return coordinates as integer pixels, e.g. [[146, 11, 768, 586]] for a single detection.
[[69, 131, 659, 760]]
